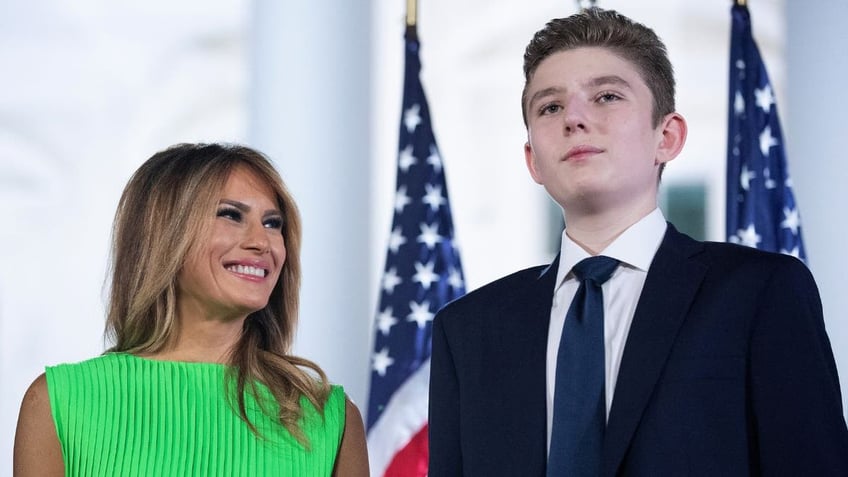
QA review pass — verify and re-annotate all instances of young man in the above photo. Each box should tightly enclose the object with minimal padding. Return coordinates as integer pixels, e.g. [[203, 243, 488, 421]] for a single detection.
[[429, 8, 848, 476]]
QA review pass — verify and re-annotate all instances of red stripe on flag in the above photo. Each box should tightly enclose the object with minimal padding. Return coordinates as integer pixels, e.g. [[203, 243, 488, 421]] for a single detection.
[[383, 424, 429, 477]]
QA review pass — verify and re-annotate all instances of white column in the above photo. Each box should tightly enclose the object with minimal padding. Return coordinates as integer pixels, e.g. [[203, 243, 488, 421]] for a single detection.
[[786, 0, 848, 414], [249, 1, 372, 406]]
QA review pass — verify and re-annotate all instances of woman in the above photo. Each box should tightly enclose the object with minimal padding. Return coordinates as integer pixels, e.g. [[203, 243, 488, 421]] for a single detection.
[[14, 143, 369, 476]]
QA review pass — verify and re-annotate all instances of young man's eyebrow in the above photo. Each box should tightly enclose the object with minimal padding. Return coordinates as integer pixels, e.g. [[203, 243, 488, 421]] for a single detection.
[[528, 86, 565, 108], [588, 75, 632, 89]]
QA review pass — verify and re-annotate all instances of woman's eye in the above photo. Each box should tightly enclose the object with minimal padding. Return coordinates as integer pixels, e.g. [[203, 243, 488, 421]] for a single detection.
[[264, 217, 284, 230], [217, 208, 242, 221]]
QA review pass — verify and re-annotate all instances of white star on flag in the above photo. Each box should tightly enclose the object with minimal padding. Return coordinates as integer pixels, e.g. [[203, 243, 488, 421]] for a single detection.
[[417, 222, 443, 249], [780, 246, 801, 258], [763, 167, 777, 189], [404, 104, 422, 133], [759, 125, 778, 156], [413, 260, 439, 290], [781, 207, 801, 234], [754, 83, 775, 113], [427, 145, 442, 172], [423, 183, 446, 211], [372, 347, 394, 376], [382, 267, 403, 294], [388, 226, 407, 254], [735, 223, 762, 248], [394, 185, 412, 213], [447, 267, 464, 290], [734, 91, 745, 115], [398, 145, 417, 173], [407, 300, 434, 328], [740, 164, 756, 191], [376, 307, 398, 336]]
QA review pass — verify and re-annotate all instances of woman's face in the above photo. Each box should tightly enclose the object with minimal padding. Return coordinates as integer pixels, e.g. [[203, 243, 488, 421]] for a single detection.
[[176, 166, 286, 323]]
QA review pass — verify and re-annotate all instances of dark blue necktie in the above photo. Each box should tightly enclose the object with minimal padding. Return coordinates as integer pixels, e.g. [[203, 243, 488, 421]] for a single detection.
[[548, 256, 619, 477]]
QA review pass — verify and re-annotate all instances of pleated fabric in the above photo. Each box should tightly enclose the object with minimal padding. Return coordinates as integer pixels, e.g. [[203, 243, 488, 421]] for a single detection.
[[45, 353, 345, 477]]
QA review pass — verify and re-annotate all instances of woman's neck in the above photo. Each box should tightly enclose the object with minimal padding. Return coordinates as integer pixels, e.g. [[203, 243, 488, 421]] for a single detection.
[[142, 314, 245, 364]]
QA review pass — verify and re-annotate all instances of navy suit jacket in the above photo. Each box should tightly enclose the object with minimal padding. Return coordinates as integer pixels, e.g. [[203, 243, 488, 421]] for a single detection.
[[429, 225, 848, 476]]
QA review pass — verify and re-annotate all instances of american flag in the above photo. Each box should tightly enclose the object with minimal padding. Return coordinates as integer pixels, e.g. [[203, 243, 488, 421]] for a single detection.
[[726, 3, 806, 261], [366, 27, 466, 477]]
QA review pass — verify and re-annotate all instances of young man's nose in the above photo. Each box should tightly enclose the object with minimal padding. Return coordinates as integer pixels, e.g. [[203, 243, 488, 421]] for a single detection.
[[561, 99, 589, 134]]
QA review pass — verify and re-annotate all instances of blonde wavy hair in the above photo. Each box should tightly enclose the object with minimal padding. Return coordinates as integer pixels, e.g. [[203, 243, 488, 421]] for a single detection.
[[105, 143, 329, 443]]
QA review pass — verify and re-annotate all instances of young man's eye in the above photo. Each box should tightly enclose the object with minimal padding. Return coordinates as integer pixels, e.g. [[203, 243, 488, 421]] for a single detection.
[[598, 92, 622, 103], [540, 104, 561, 115], [216, 207, 242, 222], [264, 216, 284, 230]]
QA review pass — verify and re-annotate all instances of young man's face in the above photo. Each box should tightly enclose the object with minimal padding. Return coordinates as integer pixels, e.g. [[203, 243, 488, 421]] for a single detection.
[[523, 46, 682, 217]]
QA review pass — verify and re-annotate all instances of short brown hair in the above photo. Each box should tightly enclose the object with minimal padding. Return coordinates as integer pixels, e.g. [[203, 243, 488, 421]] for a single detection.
[[521, 7, 675, 128]]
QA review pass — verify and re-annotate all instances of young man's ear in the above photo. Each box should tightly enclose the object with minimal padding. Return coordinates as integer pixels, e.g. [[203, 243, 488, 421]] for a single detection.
[[524, 141, 544, 185], [655, 112, 688, 166]]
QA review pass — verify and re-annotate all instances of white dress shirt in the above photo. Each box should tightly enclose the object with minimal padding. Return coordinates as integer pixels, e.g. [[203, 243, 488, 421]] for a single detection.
[[545, 208, 667, 451]]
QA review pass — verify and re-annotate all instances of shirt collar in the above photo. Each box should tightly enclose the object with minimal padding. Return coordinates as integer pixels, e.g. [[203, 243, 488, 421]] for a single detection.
[[555, 208, 667, 291]]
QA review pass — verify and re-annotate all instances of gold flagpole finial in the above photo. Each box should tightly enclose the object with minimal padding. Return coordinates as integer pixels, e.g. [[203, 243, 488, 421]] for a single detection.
[[406, 0, 418, 28], [576, 0, 597, 12], [735, 0, 747, 6], [406, 0, 418, 40]]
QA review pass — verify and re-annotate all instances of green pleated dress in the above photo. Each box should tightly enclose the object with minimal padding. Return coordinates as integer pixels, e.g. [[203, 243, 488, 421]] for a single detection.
[[45, 353, 344, 476]]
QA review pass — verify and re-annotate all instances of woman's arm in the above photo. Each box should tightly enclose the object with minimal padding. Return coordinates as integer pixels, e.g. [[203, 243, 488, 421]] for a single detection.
[[13, 373, 64, 477], [332, 398, 369, 477]]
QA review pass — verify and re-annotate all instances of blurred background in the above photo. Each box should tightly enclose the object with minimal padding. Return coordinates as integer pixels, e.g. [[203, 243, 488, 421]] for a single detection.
[[2, 0, 846, 471]]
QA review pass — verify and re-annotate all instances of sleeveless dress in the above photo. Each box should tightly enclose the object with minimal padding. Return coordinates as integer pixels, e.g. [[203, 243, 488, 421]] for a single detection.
[[45, 353, 345, 476]]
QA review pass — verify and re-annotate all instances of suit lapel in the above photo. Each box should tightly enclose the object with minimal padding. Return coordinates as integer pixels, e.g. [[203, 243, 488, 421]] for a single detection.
[[505, 256, 559, 473], [601, 225, 707, 476]]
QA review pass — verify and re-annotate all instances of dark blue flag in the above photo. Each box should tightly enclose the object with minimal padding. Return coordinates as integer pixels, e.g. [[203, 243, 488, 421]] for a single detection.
[[365, 28, 466, 477], [727, 3, 806, 260]]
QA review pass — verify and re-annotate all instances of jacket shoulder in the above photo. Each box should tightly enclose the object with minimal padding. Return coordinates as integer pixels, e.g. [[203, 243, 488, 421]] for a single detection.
[[666, 225, 809, 277], [698, 240, 811, 277], [437, 264, 552, 318]]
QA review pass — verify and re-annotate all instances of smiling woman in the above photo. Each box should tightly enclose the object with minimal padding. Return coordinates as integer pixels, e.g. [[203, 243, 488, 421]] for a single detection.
[[13, 143, 369, 476], [177, 166, 288, 330]]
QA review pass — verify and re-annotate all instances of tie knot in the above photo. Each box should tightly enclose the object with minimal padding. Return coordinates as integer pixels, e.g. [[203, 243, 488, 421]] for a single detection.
[[572, 256, 619, 285]]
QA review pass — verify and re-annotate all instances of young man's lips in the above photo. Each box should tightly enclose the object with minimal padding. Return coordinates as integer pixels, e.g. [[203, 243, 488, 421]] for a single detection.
[[564, 145, 604, 161]]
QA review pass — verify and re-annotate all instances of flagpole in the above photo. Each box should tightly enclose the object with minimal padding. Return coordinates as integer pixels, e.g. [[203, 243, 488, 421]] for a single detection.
[[406, 0, 418, 39], [576, 0, 597, 11]]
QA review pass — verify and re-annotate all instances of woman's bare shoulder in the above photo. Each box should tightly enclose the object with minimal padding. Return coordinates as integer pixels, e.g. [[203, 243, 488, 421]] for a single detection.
[[14, 373, 64, 476], [332, 397, 369, 477]]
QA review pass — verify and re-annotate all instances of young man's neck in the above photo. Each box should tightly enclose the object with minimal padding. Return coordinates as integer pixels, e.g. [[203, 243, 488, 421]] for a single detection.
[[563, 200, 658, 255]]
